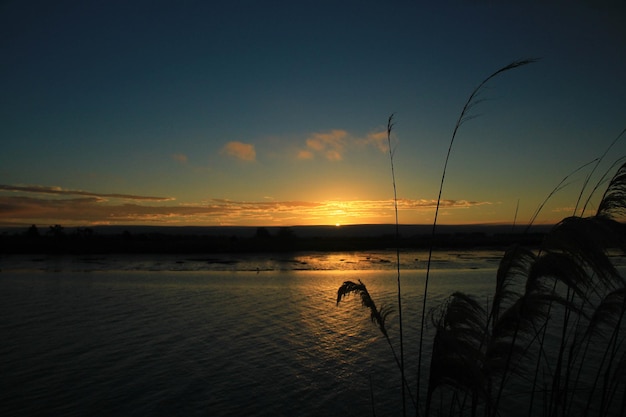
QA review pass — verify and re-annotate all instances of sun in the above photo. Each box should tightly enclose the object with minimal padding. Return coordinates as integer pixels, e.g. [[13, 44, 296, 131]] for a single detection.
[[335, 223, 341, 227]]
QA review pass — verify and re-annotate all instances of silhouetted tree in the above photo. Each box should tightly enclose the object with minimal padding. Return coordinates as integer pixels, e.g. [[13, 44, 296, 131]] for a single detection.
[[25, 224, 40, 238], [255, 227, 271, 239], [48, 224, 65, 238], [75, 227, 94, 238]]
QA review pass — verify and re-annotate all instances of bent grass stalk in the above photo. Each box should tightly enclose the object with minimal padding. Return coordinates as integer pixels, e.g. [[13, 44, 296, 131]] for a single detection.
[[336, 279, 416, 409]]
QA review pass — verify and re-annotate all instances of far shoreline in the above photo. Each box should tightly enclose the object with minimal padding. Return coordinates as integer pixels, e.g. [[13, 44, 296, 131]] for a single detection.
[[0, 223, 550, 255]]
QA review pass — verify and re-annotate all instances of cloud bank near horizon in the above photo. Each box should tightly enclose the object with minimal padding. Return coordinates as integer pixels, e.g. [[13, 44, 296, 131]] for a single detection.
[[0, 183, 493, 226]]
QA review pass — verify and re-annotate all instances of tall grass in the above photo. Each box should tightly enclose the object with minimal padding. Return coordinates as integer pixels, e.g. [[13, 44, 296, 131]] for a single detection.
[[417, 59, 536, 417], [336, 61, 626, 416], [387, 113, 407, 417]]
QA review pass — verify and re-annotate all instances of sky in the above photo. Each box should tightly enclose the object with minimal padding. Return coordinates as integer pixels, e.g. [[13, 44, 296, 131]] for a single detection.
[[1, 0, 625, 228]]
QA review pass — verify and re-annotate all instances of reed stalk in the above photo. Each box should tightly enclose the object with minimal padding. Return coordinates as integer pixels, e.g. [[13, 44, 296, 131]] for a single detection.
[[417, 58, 537, 417], [386, 113, 407, 417], [525, 159, 597, 232], [576, 127, 626, 217]]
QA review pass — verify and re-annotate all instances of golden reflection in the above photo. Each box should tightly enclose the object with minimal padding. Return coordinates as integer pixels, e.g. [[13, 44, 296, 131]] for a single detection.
[[291, 252, 379, 270], [285, 270, 399, 369]]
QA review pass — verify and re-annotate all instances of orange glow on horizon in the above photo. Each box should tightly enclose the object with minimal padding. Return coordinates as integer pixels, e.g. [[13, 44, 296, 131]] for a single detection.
[[0, 190, 573, 228]]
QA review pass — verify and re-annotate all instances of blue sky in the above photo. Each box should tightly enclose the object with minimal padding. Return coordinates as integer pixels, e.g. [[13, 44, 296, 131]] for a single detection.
[[1, 0, 625, 227]]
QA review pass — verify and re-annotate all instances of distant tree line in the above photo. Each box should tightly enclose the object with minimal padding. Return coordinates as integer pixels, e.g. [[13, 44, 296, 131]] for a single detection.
[[0, 224, 551, 255]]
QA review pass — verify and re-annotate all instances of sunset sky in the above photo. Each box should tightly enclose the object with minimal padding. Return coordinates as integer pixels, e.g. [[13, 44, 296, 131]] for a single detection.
[[1, 0, 625, 228]]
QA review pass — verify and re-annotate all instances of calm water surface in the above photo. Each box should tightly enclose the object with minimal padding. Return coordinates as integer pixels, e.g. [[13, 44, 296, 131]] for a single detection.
[[1, 250, 504, 416]]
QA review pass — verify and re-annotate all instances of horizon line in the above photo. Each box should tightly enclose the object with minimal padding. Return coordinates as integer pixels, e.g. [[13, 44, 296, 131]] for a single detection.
[[0, 222, 556, 229]]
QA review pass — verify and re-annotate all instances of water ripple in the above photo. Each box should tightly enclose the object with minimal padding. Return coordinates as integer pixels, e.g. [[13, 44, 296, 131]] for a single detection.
[[1, 267, 498, 416]]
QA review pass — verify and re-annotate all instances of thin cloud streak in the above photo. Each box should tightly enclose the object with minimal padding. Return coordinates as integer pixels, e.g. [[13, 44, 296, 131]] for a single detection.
[[0, 184, 174, 201], [396, 198, 491, 209]]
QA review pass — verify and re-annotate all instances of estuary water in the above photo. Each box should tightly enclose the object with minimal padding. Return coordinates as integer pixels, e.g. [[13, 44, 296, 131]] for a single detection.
[[0, 250, 517, 416]]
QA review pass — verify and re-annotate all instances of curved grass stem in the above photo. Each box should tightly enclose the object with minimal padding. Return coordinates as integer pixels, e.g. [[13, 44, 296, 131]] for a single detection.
[[387, 113, 407, 417], [416, 58, 538, 417]]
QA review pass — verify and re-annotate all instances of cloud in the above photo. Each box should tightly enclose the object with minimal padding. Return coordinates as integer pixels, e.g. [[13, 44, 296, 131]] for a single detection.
[[172, 153, 188, 164], [297, 150, 314, 160], [325, 150, 342, 161], [0, 184, 173, 201], [221, 141, 256, 161], [0, 193, 493, 227], [302, 130, 348, 161], [365, 130, 389, 153], [396, 198, 491, 209], [0, 195, 201, 225], [296, 128, 390, 161]]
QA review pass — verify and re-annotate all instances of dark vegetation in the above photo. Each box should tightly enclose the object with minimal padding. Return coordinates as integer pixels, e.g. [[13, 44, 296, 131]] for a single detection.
[[0, 224, 549, 255], [336, 60, 626, 417], [339, 164, 626, 417]]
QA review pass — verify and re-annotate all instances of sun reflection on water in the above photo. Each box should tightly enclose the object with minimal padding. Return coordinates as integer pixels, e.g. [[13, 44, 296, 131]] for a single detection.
[[0, 259, 503, 416]]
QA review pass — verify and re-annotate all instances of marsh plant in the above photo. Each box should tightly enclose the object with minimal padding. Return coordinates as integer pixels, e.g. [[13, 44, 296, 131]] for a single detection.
[[337, 61, 626, 417]]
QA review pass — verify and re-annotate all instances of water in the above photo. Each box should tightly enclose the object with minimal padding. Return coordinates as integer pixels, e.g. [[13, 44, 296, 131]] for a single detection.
[[0, 250, 504, 416]]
